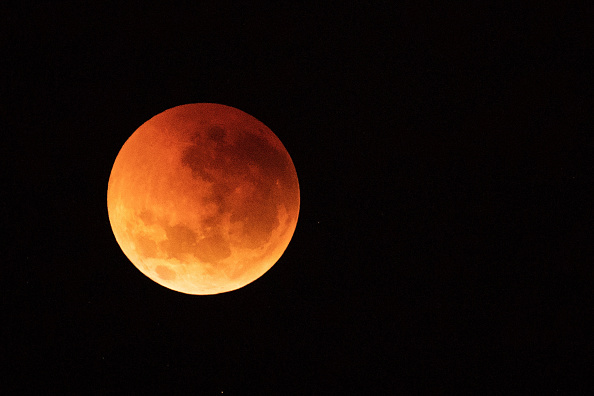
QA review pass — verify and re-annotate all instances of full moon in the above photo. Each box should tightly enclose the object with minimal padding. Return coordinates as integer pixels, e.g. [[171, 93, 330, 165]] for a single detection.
[[107, 103, 300, 295]]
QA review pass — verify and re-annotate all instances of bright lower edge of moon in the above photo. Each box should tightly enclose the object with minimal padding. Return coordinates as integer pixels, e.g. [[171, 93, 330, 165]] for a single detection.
[[107, 103, 300, 295]]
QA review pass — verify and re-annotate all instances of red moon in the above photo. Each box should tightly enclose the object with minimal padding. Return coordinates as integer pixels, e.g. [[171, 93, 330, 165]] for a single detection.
[[107, 104, 300, 295]]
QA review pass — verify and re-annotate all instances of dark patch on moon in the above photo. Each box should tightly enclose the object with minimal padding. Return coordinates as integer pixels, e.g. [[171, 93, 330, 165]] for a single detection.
[[180, 125, 296, 250], [159, 220, 232, 264], [207, 126, 226, 142], [156, 265, 176, 280], [194, 233, 232, 263], [181, 140, 216, 182], [160, 223, 198, 261]]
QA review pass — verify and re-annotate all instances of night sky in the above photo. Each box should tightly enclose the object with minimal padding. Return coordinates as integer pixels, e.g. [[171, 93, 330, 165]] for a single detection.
[[4, 2, 592, 393]]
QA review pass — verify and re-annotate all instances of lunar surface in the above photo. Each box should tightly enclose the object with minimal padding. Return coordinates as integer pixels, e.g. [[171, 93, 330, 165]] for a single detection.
[[107, 103, 300, 294]]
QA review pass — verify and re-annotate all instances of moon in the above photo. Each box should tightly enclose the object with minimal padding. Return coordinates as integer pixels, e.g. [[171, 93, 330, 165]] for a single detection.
[[107, 103, 300, 295]]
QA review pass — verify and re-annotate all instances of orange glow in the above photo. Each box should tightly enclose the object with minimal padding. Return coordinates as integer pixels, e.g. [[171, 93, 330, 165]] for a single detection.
[[107, 104, 300, 294]]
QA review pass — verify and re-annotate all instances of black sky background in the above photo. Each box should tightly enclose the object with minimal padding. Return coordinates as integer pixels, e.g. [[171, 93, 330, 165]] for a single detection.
[[3, 1, 592, 394]]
